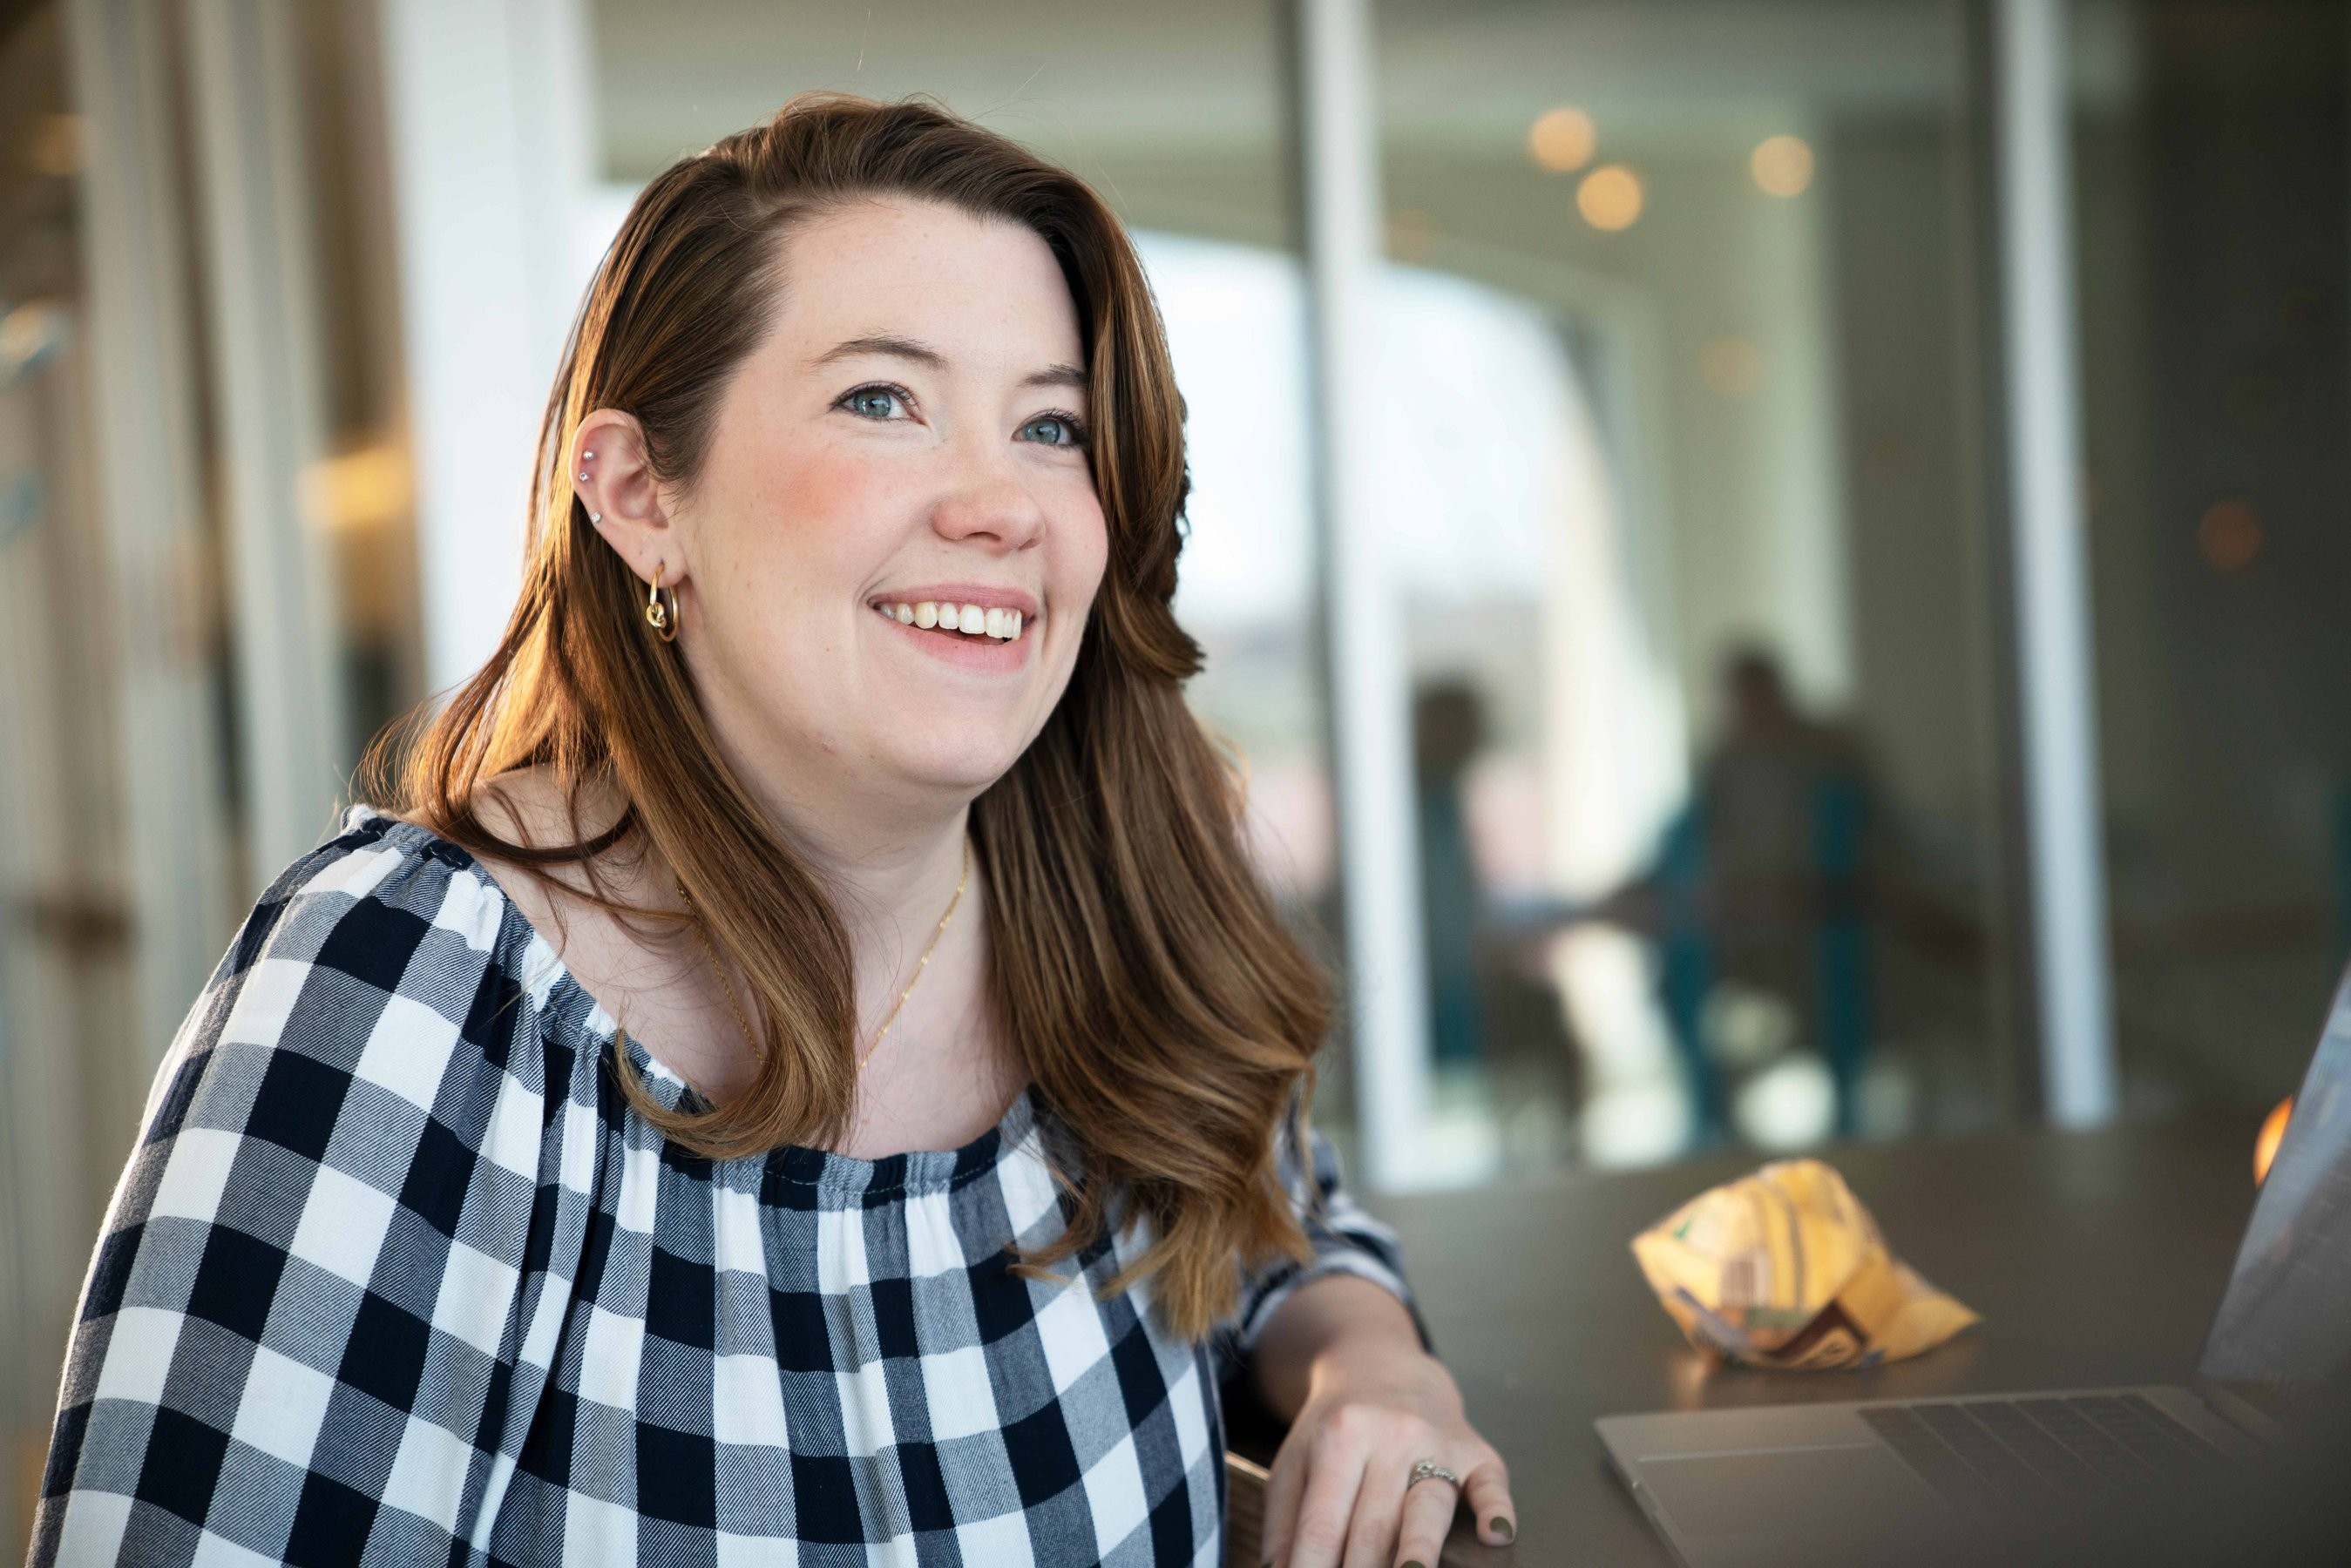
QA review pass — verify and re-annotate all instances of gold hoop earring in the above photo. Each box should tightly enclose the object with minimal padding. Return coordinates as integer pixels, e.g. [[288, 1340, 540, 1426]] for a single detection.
[[645, 564, 681, 642]]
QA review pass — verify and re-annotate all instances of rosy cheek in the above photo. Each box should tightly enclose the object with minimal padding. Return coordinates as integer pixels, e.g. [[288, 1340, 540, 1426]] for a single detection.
[[1067, 504, 1112, 599], [760, 443, 900, 571]]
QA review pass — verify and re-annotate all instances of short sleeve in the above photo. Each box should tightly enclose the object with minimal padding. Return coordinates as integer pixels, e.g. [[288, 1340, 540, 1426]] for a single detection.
[[30, 818, 597, 1566], [1226, 1115, 1429, 1369]]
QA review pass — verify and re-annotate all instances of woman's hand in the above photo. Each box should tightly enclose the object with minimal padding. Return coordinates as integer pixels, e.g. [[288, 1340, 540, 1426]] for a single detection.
[[1252, 1277, 1516, 1567]]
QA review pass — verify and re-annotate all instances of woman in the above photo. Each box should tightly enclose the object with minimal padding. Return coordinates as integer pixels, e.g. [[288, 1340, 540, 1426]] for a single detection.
[[35, 96, 1514, 1566]]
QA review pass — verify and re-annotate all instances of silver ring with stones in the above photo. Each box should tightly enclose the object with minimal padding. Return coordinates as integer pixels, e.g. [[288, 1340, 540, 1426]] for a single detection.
[[1407, 1459, 1461, 1490]]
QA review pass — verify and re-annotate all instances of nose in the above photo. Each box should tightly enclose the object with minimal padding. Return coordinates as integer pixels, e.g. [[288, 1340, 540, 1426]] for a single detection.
[[928, 452, 1047, 553]]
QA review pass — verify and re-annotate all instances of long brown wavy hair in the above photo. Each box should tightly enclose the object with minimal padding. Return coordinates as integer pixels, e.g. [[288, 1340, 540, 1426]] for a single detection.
[[367, 94, 1328, 1342]]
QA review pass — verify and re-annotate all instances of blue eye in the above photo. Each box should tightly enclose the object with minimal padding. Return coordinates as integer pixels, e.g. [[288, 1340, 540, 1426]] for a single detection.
[[1020, 413, 1087, 448], [842, 386, 907, 420]]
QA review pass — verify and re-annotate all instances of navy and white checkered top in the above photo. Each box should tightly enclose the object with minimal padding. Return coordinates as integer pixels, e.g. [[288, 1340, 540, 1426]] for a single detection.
[[35, 807, 1415, 1566]]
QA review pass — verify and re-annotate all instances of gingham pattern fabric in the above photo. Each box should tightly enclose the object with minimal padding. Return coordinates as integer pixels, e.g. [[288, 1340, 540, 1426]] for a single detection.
[[33, 808, 1414, 1566]]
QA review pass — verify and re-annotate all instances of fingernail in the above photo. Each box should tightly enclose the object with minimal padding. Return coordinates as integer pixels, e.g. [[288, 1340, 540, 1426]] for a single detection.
[[1490, 1515, 1515, 1541], [1403, 1560, 1427, 1568]]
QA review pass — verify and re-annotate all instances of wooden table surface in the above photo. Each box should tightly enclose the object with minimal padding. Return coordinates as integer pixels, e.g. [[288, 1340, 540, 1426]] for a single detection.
[[1227, 1112, 2266, 1566]]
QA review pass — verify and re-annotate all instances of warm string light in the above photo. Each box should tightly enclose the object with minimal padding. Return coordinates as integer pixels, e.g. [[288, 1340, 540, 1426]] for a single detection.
[[1577, 165, 1643, 231], [1527, 105, 1596, 172], [1751, 134, 1815, 197]]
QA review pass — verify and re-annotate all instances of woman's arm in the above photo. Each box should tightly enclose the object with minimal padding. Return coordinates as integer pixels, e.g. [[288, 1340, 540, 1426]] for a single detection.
[[1250, 1275, 1516, 1567], [1233, 1123, 1517, 1567]]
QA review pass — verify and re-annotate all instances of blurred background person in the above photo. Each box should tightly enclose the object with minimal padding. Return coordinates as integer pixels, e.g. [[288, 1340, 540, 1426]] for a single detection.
[[1414, 679, 1493, 1073], [1598, 645, 1880, 1142]]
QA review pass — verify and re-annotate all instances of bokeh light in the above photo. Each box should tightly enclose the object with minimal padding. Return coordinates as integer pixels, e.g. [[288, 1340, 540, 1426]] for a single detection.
[[301, 444, 413, 536], [1527, 106, 1596, 173], [2197, 497, 2265, 572], [1751, 134, 1814, 197], [28, 113, 82, 179], [1577, 165, 1644, 231], [1700, 336, 1762, 396], [1386, 206, 1440, 261], [2255, 1096, 2293, 1184], [1732, 1054, 1838, 1152]]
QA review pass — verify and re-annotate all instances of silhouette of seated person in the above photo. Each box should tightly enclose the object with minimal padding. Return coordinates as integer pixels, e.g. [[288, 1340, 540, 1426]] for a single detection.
[[1414, 680, 1490, 1071]]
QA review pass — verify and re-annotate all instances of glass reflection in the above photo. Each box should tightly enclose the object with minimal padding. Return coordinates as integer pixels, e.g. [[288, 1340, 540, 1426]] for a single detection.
[[1375, 0, 2016, 1169]]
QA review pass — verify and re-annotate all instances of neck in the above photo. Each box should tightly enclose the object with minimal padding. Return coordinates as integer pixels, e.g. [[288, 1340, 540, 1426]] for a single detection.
[[705, 728, 984, 1048], [796, 799, 975, 965]]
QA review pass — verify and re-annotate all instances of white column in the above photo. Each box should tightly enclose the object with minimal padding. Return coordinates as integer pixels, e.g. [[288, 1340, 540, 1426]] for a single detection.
[[377, 0, 600, 695], [186, 0, 352, 884], [64, 0, 240, 1056], [1293, 0, 1433, 1190], [1995, 0, 2118, 1125]]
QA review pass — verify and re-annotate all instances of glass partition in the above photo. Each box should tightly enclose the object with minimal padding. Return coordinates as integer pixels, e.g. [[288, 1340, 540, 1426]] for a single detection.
[[2074, 0, 2351, 1125], [1372, 0, 2021, 1173]]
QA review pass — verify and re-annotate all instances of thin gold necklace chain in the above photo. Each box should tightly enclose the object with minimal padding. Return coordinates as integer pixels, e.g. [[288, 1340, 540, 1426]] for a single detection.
[[675, 837, 971, 1076]]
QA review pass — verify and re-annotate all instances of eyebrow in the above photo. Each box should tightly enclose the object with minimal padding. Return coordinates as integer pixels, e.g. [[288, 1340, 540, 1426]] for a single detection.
[[813, 334, 946, 369], [813, 334, 1087, 394]]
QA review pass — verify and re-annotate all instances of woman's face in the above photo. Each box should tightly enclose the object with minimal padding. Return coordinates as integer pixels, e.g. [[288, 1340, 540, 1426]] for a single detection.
[[641, 197, 1109, 816]]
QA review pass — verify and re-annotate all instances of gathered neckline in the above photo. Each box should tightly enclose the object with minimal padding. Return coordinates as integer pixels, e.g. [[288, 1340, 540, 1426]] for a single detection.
[[345, 805, 1039, 1200]]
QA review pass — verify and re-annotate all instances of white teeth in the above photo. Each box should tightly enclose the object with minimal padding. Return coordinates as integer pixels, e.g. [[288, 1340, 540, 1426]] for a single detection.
[[879, 599, 1026, 639]]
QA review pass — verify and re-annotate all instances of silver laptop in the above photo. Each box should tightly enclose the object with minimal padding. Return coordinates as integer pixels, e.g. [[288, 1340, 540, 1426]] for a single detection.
[[1596, 965, 2351, 1567]]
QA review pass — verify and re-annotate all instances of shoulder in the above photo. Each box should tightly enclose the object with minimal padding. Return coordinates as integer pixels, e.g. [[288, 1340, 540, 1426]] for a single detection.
[[254, 803, 515, 970], [146, 805, 601, 1172], [430, 766, 654, 974], [228, 804, 555, 1041], [46, 814, 622, 1557], [459, 763, 632, 899]]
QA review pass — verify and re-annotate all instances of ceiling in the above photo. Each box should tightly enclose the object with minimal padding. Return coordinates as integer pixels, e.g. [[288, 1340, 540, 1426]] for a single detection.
[[591, 0, 2146, 192]]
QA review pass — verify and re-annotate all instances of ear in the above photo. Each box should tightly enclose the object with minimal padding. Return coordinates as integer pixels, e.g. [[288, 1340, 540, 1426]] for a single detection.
[[572, 409, 687, 591]]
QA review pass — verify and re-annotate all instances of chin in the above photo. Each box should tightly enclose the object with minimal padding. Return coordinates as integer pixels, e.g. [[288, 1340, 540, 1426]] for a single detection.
[[883, 735, 1032, 798]]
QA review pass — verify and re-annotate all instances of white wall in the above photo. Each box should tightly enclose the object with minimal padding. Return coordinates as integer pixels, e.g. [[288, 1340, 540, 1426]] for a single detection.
[[380, 0, 601, 694]]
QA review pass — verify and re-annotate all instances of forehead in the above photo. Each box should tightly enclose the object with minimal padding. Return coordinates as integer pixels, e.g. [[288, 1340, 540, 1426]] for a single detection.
[[769, 197, 1084, 368]]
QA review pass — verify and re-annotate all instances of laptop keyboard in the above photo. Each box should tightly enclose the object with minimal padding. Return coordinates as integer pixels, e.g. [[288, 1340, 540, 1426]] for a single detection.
[[1860, 1395, 2232, 1513]]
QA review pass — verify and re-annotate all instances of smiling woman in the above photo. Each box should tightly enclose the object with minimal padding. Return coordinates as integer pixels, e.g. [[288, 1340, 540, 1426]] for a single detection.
[[31, 95, 1512, 1567]]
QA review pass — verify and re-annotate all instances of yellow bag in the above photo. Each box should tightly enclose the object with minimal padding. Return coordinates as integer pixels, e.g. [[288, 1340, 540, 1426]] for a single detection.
[[1631, 1158, 1979, 1370]]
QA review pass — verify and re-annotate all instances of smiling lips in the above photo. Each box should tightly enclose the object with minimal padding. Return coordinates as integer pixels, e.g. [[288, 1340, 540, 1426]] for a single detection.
[[876, 598, 1025, 641]]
